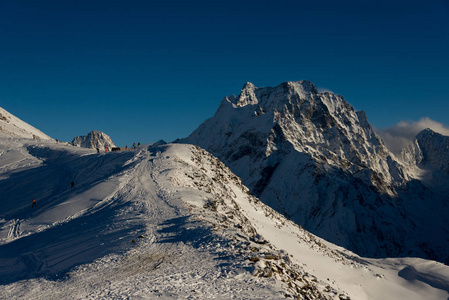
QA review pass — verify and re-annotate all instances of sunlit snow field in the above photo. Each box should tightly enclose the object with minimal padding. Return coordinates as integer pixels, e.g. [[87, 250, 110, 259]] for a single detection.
[[0, 135, 448, 299]]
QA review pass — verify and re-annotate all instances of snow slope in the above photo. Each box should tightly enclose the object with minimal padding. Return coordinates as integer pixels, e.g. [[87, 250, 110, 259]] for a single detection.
[[0, 107, 52, 140], [0, 136, 448, 299]]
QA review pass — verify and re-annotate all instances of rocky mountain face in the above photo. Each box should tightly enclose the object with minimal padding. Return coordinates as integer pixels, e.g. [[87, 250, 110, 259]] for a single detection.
[[181, 81, 449, 264], [401, 128, 449, 194], [414, 129, 449, 174], [72, 130, 116, 149], [0, 106, 52, 140]]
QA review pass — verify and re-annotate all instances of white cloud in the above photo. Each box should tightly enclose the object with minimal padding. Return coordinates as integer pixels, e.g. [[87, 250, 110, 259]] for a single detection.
[[376, 117, 449, 156]]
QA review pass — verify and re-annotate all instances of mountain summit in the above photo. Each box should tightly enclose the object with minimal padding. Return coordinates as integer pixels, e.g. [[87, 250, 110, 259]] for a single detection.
[[72, 130, 116, 149], [183, 81, 406, 188], [401, 128, 449, 195], [181, 80, 449, 263], [415, 128, 449, 174]]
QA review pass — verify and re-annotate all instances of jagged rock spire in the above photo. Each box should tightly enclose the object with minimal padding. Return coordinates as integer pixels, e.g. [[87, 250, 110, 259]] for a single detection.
[[72, 130, 116, 149]]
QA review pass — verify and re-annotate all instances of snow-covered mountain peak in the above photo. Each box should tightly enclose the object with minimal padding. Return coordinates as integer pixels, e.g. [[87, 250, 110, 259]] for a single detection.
[[232, 81, 322, 110], [180, 80, 449, 264], [72, 130, 116, 149], [287, 80, 319, 94], [416, 128, 437, 140], [401, 128, 449, 172], [234, 82, 258, 107], [415, 128, 449, 174], [242, 81, 256, 90], [231, 81, 362, 135], [0, 106, 52, 140], [183, 80, 400, 185]]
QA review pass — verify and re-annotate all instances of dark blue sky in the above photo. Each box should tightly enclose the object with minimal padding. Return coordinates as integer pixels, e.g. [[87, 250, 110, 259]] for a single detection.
[[1, 0, 448, 146]]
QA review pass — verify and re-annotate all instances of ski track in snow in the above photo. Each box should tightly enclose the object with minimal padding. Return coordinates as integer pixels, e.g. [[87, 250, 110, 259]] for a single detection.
[[0, 138, 448, 299], [0, 142, 284, 299]]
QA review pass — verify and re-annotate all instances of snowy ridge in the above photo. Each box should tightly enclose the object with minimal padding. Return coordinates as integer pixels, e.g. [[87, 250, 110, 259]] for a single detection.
[[0, 106, 52, 140], [159, 145, 349, 299], [180, 81, 449, 264], [0, 139, 448, 299], [72, 130, 116, 149]]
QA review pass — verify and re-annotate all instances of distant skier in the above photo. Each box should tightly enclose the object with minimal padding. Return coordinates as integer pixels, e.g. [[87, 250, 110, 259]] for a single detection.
[[96, 147, 100, 153], [125, 145, 128, 150], [71, 181, 75, 189], [138, 142, 141, 149], [32, 198, 36, 208], [133, 143, 136, 149], [105, 146, 108, 152]]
